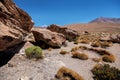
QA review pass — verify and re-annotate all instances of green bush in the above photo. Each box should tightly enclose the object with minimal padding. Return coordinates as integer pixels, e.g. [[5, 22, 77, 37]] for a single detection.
[[91, 64, 120, 80], [25, 46, 43, 59]]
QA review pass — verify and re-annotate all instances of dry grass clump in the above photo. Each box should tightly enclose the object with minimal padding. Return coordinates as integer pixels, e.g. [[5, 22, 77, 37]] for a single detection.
[[91, 58, 101, 62], [91, 41, 113, 48], [71, 46, 79, 52], [100, 41, 113, 48], [72, 52, 88, 60], [78, 46, 111, 56], [48, 47, 52, 51], [60, 50, 69, 55], [91, 42, 100, 47], [102, 55, 115, 63], [79, 40, 90, 44], [91, 64, 120, 80], [79, 46, 88, 50], [55, 67, 84, 80]]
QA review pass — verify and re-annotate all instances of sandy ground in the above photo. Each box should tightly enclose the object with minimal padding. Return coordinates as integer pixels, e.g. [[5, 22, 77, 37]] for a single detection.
[[0, 41, 120, 80]]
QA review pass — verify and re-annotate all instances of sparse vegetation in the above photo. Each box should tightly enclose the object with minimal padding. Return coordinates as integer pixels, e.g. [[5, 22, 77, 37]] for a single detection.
[[91, 42, 100, 47], [79, 46, 111, 56], [79, 40, 90, 44], [55, 67, 84, 80], [71, 46, 79, 52], [25, 46, 43, 59], [48, 47, 52, 51], [60, 50, 68, 55], [100, 41, 113, 48], [91, 58, 101, 62], [72, 52, 88, 60], [91, 64, 120, 80], [102, 55, 115, 63]]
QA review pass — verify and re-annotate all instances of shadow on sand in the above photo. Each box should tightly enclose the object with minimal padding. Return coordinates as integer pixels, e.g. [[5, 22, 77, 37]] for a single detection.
[[0, 42, 25, 67]]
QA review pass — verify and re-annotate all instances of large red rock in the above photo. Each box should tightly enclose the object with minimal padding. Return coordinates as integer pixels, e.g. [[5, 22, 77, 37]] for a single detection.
[[32, 28, 66, 48], [47, 24, 79, 41], [0, 0, 34, 51]]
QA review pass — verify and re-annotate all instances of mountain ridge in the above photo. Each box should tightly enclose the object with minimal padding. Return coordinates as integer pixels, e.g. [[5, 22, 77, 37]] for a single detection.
[[90, 17, 120, 23]]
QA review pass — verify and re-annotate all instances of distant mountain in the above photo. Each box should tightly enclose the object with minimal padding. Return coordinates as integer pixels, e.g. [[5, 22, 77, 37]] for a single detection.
[[90, 17, 120, 23], [64, 17, 120, 32]]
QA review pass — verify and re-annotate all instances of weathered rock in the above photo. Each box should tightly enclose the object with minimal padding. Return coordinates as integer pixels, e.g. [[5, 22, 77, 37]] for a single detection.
[[0, 0, 34, 51], [47, 24, 79, 41], [32, 28, 66, 48], [100, 33, 120, 43], [110, 33, 120, 43]]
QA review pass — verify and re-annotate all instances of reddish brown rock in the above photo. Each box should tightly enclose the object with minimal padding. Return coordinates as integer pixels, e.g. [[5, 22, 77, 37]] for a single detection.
[[32, 28, 66, 48], [47, 24, 79, 41], [0, 0, 34, 51]]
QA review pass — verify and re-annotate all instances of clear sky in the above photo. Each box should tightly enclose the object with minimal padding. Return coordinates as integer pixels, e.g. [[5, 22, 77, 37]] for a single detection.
[[14, 0, 120, 26]]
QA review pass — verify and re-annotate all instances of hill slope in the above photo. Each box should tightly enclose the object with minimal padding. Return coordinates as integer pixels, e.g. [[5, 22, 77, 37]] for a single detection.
[[90, 17, 120, 23], [65, 17, 120, 32]]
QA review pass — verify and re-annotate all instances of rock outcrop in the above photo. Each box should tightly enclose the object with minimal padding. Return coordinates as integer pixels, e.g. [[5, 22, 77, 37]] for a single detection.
[[110, 33, 120, 43], [100, 33, 120, 43], [0, 0, 34, 51], [47, 24, 79, 41], [32, 28, 66, 48]]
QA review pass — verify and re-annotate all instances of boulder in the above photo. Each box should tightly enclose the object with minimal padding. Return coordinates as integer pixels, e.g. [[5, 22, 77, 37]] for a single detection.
[[47, 24, 79, 41], [0, 0, 34, 51], [110, 33, 120, 43], [100, 33, 120, 43], [32, 28, 66, 48]]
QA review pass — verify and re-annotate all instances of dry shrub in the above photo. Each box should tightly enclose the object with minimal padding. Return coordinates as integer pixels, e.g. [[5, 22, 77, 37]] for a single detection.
[[80, 40, 89, 44], [48, 47, 52, 51], [102, 55, 115, 63], [55, 67, 84, 80], [60, 50, 68, 55], [91, 64, 120, 80], [100, 41, 113, 48], [91, 42, 100, 47], [91, 58, 101, 62], [79, 46, 88, 50], [71, 46, 79, 52], [72, 52, 88, 60], [95, 49, 111, 55]]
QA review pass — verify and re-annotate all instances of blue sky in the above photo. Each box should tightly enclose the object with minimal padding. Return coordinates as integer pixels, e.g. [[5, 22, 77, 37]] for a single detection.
[[14, 0, 120, 26]]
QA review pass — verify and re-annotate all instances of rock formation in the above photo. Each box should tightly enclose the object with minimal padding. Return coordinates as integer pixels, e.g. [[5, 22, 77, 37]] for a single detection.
[[47, 24, 79, 41], [100, 33, 120, 43], [0, 0, 34, 51], [32, 28, 66, 48]]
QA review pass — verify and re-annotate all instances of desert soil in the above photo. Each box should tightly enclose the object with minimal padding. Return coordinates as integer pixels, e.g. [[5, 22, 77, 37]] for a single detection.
[[0, 37, 120, 80]]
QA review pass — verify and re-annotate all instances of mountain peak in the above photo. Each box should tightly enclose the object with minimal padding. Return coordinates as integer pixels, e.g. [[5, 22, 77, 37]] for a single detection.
[[90, 17, 120, 23]]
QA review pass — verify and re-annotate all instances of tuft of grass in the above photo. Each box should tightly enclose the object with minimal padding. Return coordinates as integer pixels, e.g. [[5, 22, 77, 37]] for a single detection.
[[25, 46, 43, 59], [91, 58, 101, 62], [91, 42, 100, 47], [72, 52, 88, 60], [60, 50, 68, 55], [55, 67, 84, 80], [48, 47, 52, 51], [91, 64, 120, 80], [80, 40, 90, 44], [102, 55, 115, 63], [100, 41, 113, 48], [71, 46, 79, 52]]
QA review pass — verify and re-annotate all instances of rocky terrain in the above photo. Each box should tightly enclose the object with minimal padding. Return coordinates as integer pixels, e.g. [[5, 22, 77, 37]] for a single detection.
[[0, 0, 120, 80]]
